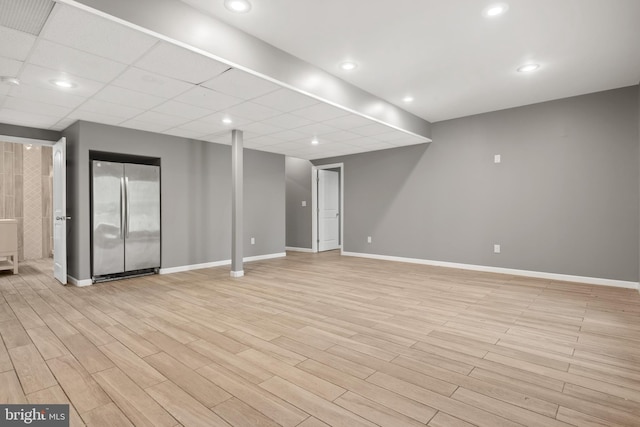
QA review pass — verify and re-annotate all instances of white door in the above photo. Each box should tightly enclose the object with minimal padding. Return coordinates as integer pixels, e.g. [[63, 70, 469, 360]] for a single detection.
[[53, 137, 67, 284], [318, 169, 340, 251]]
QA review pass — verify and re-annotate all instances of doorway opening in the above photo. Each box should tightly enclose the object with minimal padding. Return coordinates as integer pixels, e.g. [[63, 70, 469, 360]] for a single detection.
[[0, 135, 65, 283], [312, 163, 344, 253]]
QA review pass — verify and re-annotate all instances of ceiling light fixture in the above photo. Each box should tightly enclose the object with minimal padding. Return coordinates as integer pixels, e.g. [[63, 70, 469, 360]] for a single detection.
[[50, 79, 76, 89], [483, 3, 509, 17], [403, 95, 414, 103], [222, 117, 233, 124], [0, 76, 20, 86], [339, 61, 358, 71], [517, 63, 540, 73], [224, 0, 252, 13], [311, 137, 319, 145]]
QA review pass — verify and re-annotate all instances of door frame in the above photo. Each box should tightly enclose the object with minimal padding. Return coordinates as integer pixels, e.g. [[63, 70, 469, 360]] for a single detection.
[[0, 134, 63, 278], [311, 163, 344, 254]]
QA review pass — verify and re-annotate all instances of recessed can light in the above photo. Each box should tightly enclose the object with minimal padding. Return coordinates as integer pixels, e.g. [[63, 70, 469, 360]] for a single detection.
[[403, 95, 414, 103], [311, 137, 319, 145], [339, 61, 358, 71], [517, 63, 540, 73], [50, 79, 76, 89], [222, 117, 233, 124], [224, 0, 251, 13], [0, 76, 20, 86], [483, 3, 509, 17]]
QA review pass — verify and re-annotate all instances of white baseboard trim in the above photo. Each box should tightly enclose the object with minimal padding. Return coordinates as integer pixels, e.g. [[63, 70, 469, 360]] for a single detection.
[[286, 246, 315, 253], [230, 270, 244, 278], [159, 252, 286, 275], [67, 275, 92, 287], [244, 252, 287, 262], [342, 251, 639, 290]]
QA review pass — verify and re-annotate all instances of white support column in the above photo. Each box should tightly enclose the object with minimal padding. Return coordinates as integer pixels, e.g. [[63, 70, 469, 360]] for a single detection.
[[231, 130, 244, 278]]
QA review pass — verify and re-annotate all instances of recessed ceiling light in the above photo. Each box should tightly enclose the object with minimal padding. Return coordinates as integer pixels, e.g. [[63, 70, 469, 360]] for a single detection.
[[517, 63, 540, 73], [483, 3, 509, 17], [339, 61, 358, 71], [403, 95, 414, 103], [50, 79, 76, 89], [222, 117, 233, 124], [224, 0, 251, 13], [0, 76, 20, 86], [311, 137, 319, 145]]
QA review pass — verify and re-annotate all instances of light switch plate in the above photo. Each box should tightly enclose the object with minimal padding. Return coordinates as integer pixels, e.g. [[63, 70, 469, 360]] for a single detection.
[[301, 201, 306, 207], [494, 244, 501, 253], [494, 154, 501, 164]]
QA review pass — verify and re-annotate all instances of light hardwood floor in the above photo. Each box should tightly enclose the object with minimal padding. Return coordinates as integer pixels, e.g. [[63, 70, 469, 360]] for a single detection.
[[1, 251, 640, 426]]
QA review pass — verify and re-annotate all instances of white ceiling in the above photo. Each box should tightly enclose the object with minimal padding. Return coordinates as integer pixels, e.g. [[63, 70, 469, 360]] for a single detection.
[[0, 2, 428, 160], [182, 0, 640, 122]]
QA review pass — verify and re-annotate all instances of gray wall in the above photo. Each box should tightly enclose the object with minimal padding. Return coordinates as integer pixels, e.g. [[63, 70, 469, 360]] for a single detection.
[[0, 123, 61, 142], [285, 157, 313, 248], [63, 121, 284, 280], [312, 86, 639, 282]]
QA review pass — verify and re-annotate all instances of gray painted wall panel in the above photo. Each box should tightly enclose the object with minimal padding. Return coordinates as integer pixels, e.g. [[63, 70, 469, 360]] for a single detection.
[[0, 123, 61, 142], [244, 149, 285, 257], [285, 157, 313, 249], [313, 86, 639, 282], [63, 121, 284, 280]]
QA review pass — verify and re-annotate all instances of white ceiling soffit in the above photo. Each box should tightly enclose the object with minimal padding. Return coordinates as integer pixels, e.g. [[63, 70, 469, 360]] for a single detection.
[[59, 0, 432, 140], [0, 0, 54, 35], [0, 2, 429, 160]]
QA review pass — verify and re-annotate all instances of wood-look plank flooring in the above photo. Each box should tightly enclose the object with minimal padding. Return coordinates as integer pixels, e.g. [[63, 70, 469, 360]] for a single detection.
[[1, 251, 640, 426]]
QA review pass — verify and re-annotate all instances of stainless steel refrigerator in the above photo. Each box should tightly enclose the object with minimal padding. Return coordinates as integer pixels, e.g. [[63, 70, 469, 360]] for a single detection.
[[92, 160, 160, 282]]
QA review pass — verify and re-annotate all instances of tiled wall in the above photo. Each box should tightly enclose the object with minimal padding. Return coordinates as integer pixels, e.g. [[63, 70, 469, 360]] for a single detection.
[[0, 142, 52, 261]]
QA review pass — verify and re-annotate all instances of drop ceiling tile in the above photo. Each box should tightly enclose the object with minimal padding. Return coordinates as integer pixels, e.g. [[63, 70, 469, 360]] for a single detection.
[[268, 129, 308, 142], [198, 111, 252, 128], [41, 5, 157, 64], [0, 26, 36, 60], [373, 130, 409, 142], [19, 64, 105, 97], [29, 39, 128, 83], [390, 134, 429, 146], [111, 67, 193, 99], [0, 108, 60, 128], [202, 131, 232, 145], [94, 85, 165, 110], [346, 137, 377, 147], [351, 122, 396, 137], [322, 114, 373, 130], [152, 100, 212, 120], [224, 101, 281, 122], [0, 58, 22, 76], [133, 111, 190, 128], [244, 134, 281, 146], [50, 117, 75, 131], [8, 82, 87, 108], [241, 121, 283, 137], [265, 113, 314, 129], [294, 122, 339, 136], [163, 127, 208, 139], [251, 88, 318, 112], [320, 130, 361, 142], [176, 120, 226, 135], [134, 42, 229, 84], [291, 102, 350, 122], [202, 69, 280, 100], [66, 110, 123, 126], [174, 86, 243, 111], [77, 99, 145, 120], [119, 119, 171, 133], [3, 96, 73, 117]]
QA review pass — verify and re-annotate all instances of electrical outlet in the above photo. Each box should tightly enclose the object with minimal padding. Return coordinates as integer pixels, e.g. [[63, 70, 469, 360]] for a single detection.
[[367, 236, 372, 243], [251, 237, 255, 245], [494, 244, 501, 253], [301, 200, 306, 207]]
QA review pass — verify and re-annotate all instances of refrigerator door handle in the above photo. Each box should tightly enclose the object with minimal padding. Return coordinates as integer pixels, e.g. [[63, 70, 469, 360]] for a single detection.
[[120, 177, 125, 239], [125, 176, 130, 238]]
